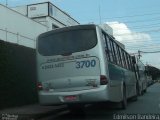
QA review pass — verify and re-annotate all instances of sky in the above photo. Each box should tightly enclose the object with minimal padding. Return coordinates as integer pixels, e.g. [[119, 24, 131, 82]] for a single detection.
[[0, 0, 160, 69]]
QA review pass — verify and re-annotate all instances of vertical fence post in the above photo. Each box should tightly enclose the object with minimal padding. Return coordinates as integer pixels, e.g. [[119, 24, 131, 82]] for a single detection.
[[17, 32, 19, 45], [5, 28, 7, 41], [34, 39, 36, 48]]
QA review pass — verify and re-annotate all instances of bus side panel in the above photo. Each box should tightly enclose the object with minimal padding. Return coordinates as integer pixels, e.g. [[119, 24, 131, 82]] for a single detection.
[[137, 59, 147, 92], [108, 63, 136, 102], [107, 63, 124, 102], [124, 68, 137, 98]]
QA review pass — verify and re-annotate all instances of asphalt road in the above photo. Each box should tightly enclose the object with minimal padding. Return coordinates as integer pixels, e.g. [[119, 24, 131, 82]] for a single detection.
[[40, 82, 160, 120]]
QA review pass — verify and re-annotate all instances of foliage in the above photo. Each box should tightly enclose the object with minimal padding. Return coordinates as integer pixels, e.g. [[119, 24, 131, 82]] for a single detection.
[[146, 65, 160, 80]]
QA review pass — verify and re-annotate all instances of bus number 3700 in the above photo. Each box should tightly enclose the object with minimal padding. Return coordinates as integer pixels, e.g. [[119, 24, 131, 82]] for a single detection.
[[76, 60, 96, 69]]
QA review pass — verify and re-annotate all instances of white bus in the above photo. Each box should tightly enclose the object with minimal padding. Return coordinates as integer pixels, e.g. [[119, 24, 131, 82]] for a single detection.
[[132, 56, 147, 95], [36, 24, 138, 110]]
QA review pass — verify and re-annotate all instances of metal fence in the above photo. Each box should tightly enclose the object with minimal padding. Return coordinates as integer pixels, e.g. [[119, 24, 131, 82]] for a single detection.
[[0, 28, 35, 48]]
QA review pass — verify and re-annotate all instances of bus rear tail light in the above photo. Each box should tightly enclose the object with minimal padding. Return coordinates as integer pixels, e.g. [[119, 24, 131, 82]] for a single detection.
[[100, 75, 108, 85], [37, 82, 43, 90]]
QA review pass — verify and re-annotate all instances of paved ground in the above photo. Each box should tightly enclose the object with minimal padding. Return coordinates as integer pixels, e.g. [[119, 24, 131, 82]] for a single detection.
[[0, 82, 159, 120], [0, 104, 66, 120], [41, 82, 160, 120]]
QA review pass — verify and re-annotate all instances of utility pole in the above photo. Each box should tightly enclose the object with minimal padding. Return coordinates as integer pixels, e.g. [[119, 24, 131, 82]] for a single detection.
[[6, 0, 8, 7], [138, 50, 141, 59], [98, 3, 102, 24]]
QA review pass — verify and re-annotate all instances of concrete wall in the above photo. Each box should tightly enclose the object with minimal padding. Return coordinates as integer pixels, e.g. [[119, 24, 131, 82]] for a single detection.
[[13, 2, 79, 26], [12, 5, 27, 16], [32, 16, 65, 30], [0, 4, 47, 48], [12, 2, 79, 31]]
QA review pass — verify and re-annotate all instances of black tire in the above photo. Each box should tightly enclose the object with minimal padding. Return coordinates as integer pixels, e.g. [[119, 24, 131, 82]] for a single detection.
[[121, 85, 127, 109]]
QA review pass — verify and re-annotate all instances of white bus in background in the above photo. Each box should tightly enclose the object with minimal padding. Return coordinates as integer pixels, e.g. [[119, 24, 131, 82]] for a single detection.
[[132, 56, 147, 95], [36, 24, 138, 111]]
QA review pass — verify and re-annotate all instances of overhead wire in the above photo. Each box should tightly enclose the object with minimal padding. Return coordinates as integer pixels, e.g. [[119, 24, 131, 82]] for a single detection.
[[113, 28, 160, 36], [121, 40, 160, 44], [126, 46, 160, 49], [82, 10, 160, 23], [82, 11, 160, 23], [112, 23, 160, 30], [107, 17, 160, 25], [103, 12, 160, 19], [140, 50, 160, 53]]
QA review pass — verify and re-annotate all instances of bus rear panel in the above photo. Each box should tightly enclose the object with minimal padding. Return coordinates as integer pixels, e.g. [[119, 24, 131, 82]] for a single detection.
[[37, 25, 110, 105], [36, 24, 137, 106]]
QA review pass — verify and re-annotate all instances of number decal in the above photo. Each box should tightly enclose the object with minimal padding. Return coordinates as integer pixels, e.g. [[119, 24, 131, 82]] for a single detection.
[[76, 60, 96, 69], [85, 60, 90, 68], [81, 61, 86, 68], [91, 60, 96, 67], [76, 61, 81, 69]]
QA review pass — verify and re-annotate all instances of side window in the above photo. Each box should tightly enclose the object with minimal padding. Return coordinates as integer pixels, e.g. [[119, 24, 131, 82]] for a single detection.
[[102, 33, 106, 47], [110, 40, 117, 64], [102, 31, 133, 70], [122, 50, 127, 68], [113, 42, 120, 65], [131, 56, 134, 71], [127, 54, 131, 70], [129, 56, 134, 71], [105, 36, 111, 61], [128, 55, 133, 71], [119, 48, 124, 67], [106, 36, 113, 62], [117, 46, 123, 66], [102, 32, 109, 61], [124, 52, 129, 69]]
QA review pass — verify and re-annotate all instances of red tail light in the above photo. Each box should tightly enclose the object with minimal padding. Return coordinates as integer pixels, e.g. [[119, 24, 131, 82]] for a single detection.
[[37, 82, 43, 90], [100, 75, 108, 85]]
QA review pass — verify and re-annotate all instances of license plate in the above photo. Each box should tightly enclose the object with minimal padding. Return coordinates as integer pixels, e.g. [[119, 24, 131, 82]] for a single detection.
[[64, 95, 78, 101]]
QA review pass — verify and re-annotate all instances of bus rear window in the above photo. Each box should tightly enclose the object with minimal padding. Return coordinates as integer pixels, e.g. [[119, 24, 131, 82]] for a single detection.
[[38, 29, 97, 56]]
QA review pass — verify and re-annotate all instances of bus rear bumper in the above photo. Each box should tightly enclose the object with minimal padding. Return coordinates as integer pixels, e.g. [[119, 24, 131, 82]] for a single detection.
[[38, 85, 109, 105]]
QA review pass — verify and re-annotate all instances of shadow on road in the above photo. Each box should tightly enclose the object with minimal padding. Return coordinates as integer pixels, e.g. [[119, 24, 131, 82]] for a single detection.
[[53, 102, 127, 120]]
